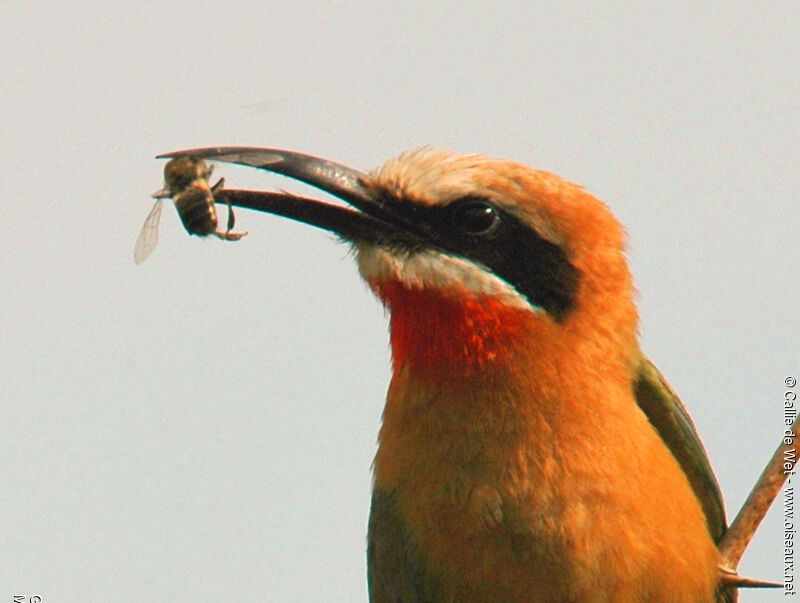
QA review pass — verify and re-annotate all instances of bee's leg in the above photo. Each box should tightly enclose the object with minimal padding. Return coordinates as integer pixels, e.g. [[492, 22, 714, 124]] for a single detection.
[[226, 199, 236, 231], [210, 177, 225, 194], [210, 178, 247, 240], [214, 228, 248, 241], [213, 198, 248, 241]]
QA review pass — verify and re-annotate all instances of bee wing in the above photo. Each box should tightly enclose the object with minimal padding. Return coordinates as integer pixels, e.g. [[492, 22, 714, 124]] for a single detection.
[[134, 199, 164, 264]]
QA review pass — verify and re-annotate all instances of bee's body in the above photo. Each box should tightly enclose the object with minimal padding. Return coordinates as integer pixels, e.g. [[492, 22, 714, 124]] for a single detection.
[[172, 173, 223, 237], [163, 156, 246, 240], [133, 156, 246, 264]]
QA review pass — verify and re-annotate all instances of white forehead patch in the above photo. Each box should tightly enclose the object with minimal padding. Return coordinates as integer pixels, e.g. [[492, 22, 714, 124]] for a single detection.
[[368, 149, 501, 205], [353, 242, 541, 314]]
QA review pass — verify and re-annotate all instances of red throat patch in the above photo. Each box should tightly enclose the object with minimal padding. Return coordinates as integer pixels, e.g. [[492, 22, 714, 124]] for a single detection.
[[369, 279, 538, 380]]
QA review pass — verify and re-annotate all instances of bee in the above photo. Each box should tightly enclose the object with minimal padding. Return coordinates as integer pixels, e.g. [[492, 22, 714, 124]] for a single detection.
[[134, 156, 247, 264]]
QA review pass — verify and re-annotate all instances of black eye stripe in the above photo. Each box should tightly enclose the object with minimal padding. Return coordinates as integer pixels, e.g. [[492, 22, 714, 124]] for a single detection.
[[381, 195, 578, 321]]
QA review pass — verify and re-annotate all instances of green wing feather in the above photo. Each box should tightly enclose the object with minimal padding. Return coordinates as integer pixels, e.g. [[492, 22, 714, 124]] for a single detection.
[[634, 355, 727, 543]]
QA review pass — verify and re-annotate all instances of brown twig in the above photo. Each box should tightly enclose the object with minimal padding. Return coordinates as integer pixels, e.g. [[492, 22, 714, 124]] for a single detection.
[[718, 412, 800, 571]]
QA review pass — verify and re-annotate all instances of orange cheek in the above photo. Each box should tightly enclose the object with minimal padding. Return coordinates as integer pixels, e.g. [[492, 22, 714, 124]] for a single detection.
[[369, 279, 540, 380]]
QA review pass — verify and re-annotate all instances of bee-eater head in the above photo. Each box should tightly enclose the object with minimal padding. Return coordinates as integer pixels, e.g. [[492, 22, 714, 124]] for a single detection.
[[356, 149, 637, 376]]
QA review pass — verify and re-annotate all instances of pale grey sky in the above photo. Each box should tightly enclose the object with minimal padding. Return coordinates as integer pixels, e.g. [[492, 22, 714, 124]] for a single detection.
[[2, 2, 798, 601]]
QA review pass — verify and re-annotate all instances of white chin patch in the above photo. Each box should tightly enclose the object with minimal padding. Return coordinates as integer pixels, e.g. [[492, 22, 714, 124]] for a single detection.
[[353, 242, 540, 313]]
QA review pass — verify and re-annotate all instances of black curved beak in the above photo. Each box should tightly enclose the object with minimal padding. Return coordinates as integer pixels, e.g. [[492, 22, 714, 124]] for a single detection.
[[156, 147, 403, 246]]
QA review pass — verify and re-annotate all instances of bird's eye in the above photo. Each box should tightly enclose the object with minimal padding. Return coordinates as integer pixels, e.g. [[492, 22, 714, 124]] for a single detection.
[[449, 200, 500, 235]]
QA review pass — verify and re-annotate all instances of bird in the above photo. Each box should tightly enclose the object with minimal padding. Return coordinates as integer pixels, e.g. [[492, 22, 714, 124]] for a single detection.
[[158, 146, 737, 601]]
